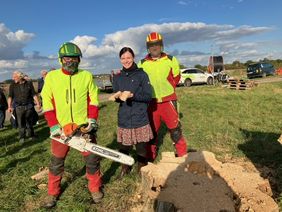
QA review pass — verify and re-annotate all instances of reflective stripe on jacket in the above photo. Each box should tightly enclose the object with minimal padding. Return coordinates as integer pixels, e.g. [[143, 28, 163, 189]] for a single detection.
[[41, 69, 99, 126]]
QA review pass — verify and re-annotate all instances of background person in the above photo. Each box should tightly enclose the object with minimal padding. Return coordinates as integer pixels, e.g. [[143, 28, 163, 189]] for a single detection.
[[110, 47, 153, 178], [0, 88, 8, 128], [138, 32, 187, 161], [38, 69, 48, 93], [7, 71, 41, 143]]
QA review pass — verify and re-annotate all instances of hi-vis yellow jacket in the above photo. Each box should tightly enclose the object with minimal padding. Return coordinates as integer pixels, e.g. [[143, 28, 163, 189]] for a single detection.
[[41, 69, 99, 127], [138, 53, 180, 102]]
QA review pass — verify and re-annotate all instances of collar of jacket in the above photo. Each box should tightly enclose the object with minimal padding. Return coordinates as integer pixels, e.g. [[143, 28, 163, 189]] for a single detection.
[[121, 63, 139, 76], [144, 52, 167, 61], [16, 79, 26, 84], [61, 68, 78, 76]]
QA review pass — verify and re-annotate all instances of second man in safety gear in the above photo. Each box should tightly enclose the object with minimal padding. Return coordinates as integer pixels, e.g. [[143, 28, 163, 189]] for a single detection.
[[138, 32, 187, 161]]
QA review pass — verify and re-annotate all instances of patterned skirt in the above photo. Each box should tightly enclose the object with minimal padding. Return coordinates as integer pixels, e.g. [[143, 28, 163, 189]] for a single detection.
[[117, 124, 153, 146]]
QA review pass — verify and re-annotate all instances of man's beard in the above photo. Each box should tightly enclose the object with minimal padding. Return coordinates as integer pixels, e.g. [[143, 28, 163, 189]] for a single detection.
[[62, 61, 79, 74]]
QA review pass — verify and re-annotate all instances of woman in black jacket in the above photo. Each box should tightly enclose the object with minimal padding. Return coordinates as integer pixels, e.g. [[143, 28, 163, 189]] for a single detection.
[[110, 47, 153, 178]]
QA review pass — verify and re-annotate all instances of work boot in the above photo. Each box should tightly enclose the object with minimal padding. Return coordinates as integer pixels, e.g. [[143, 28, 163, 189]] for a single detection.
[[91, 191, 104, 204], [117, 165, 131, 180], [41, 195, 57, 209]]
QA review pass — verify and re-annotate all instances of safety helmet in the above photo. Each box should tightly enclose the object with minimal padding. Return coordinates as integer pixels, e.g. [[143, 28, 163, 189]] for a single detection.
[[146, 32, 163, 50], [58, 42, 82, 58]]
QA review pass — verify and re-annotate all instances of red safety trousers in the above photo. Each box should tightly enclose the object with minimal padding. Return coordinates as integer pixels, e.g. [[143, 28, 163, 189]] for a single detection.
[[48, 139, 102, 196], [147, 101, 187, 161]]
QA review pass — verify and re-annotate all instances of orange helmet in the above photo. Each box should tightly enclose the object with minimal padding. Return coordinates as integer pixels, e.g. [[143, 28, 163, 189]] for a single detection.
[[146, 32, 163, 50]]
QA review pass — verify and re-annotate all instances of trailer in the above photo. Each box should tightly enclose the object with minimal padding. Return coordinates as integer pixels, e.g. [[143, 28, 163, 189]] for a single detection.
[[93, 74, 113, 92]]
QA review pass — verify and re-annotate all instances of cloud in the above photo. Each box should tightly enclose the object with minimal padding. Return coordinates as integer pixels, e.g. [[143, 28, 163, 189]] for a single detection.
[[72, 22, 271, 59], [178, 1, 188, 6], [217, 41, 257, 52], [0, 21, 278, 80], [215, 25, 271, 40], [108, 22, 270, 48], [0, 23, 34, 60]]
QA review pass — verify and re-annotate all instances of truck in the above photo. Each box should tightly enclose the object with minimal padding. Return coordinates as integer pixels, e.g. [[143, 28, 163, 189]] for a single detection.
[[207, 56, 228, 83], [208, 55, 225, 73], [93, 74, 113, 92]]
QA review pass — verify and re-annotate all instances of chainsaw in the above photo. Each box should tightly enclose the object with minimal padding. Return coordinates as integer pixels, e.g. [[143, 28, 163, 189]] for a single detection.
[[50, 124, 134, 166]]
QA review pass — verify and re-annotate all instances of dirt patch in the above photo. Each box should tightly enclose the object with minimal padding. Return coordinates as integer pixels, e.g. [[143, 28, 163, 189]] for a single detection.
[[132, 151, 279, 212]]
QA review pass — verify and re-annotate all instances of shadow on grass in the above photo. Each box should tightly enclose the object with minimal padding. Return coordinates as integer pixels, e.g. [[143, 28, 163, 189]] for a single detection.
[[60, 165, 87, 195], [238, 128, 282, 198], [0, 148, 48, 174], [102, 134, 121, 184], [0, 123, 50, 158], [99, 103, 107, 110]]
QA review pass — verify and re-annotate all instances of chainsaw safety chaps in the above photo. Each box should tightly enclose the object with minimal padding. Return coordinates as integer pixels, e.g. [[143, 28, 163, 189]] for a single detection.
[[49, 156, 65, 176], [84, 154, 101, 175], [169, 124, 183, 143]]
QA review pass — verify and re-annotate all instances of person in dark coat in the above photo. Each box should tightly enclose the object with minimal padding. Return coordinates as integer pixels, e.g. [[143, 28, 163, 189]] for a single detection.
[[109, 47, 153, 178], [38, 70, 48, 93], [7, 71, 41, 143], [0, 88, 8, 128]]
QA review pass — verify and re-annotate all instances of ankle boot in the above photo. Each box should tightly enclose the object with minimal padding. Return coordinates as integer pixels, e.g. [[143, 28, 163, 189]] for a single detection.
[[117, 165, 131, 179], [41, 195, 58, 209]]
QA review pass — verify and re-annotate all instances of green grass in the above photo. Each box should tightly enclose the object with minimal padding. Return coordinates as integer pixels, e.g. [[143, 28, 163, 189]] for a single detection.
[[0, 81, 282, 211]]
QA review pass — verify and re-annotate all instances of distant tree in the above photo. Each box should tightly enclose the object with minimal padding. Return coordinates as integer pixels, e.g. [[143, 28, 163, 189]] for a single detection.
[[244, 60, 254, 67], [231, 60, 245, 69], [194, 64, 207, 71], [260, 58, 270, 62], [232, 60, 241, 67], [3, 79, 13, 84], [179, 64, 187, 69]]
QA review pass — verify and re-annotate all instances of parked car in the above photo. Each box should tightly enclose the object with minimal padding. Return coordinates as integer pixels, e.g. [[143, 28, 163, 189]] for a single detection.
[[179, 68, 214, 87], [247, 62, 275, 79]]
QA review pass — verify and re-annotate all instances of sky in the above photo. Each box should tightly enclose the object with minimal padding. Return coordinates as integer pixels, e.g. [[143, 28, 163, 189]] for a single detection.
[[0, 0, 282, 80]]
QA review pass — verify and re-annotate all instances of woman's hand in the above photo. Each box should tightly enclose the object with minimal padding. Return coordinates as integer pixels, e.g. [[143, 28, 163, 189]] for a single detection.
[[119, 91, 133, 101], [108, 91, 122, 101]]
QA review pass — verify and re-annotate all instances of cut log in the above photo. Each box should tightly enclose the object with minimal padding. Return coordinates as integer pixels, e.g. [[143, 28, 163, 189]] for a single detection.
[[31, 167, 49, 180]]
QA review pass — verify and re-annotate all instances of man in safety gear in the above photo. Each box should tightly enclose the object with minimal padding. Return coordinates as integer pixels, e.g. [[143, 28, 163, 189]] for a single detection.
[[138, 32, 187, 161], [41, 42, 103, 208]]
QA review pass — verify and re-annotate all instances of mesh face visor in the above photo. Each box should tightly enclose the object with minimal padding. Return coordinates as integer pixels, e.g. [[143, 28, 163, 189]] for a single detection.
[[146, 41, 163, 50]]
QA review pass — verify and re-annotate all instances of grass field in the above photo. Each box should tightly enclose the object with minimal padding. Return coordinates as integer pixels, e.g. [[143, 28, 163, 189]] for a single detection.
[[0, 80, 281, 211]]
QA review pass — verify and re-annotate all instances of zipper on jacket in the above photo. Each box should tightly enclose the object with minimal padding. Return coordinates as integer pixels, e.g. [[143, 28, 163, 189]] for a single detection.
[[69, 76, 74, 122]]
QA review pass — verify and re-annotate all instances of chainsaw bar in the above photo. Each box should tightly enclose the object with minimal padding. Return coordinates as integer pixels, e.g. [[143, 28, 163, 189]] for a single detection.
[[50, 133, 134, 166]]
